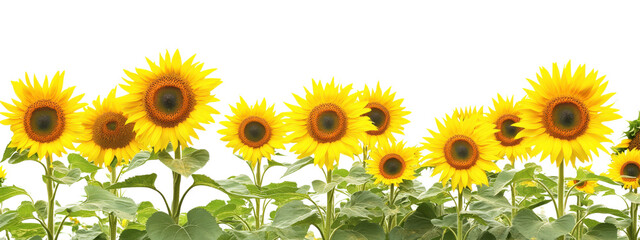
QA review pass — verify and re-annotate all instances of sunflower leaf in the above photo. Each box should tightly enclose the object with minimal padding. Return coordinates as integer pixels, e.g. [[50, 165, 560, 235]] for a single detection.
[[0, 186, 29, 203], [512, 209, 575, 240], [66, 185, 137, 220], [146, 208, 222, 240], [107, 174, 157, 190], [191, 174, 257, 198], [126, 151, 154, 172], [158, 149, 209, 177], [281, 157, 314, 178], [583, 223, 618, 240], [67, 154, 100, 173]]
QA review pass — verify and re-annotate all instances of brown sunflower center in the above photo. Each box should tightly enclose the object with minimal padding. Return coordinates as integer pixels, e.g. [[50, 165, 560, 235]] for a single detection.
[[308, 103, 347, 143], [24, 100, 65, 143], [629, 134, 640, 151], [495, 114, 523, 146], [444, 135, 479, 170], [622, 162, 640, 181], [543, 97, 589, 140], [144, 73, 196, 127], [364, 102, 390, 136], [239, 116, 272, 148], [379, 153, 405, 179], [572, 180, 587, 188], [92, 112, 136, 149]]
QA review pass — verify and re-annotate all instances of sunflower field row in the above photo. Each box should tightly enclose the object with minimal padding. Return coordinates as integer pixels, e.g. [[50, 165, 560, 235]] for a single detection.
[[0, 50, 637, 240]]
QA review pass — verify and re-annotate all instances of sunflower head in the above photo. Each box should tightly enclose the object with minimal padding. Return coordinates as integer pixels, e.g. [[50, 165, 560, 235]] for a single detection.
[[120, 50, 221, 151], [219, 98, 287, 167], [516, 62, 621, 167], [0, 166, 6, 185], [76, 88, 145, 167], [567, 165, 598, 194], [607, 149, 640, 189], [422, 110, 502, 191], [359, 83, 410, 147], [487, 94, 530, 164], [366, 141, 418, 186], [452, 107, 484, 121], [1, 72, 85, 159], [285, 79, 375, 170], [612, 112, 640, 154]]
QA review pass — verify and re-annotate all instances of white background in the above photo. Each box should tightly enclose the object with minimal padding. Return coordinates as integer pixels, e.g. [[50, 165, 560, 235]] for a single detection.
[[1, 0, 640, 237]]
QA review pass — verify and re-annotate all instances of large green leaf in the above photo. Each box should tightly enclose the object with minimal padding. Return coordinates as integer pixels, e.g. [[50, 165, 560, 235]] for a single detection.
[[7, 223, 45, 240], [2, 144, 38, 164], [583, 223, 618, 240], [72, 224, 107, 240], [68, 153, 100, 173], [49, 161, 82, 185], [146, 208, 223, 240], [512, 209, 575, 240], [67, 185, 137, 220], [201, 199, 251, 221], [126, 151, 154, 172], [281, 156, 314, 178], [0, 186, 29, 203], [333, 222, 385, 240], [269, 200, 318, 239], [158, 149, 209, 177], [191, 174, 255, 198], [108, 174, 157, 190], [339, 191, 386, 220], [120, 229, 149, 240]]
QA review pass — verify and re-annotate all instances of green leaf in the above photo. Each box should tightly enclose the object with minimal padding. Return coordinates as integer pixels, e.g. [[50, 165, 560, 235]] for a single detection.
[[281, 157, 314, 178], [158, 149, 209, 177], [34, 200, 47, 220], [584, 204, 627, 218], [108, 174, 157, 190], [72, 224, 107, 240], [0, 186, 29, 203], [340, 191, 386, 220], [2, 143, 16, 162], [7, 223, 45, 240], [604, 216, 631, 229], [127, 151, 153, 172], [120, 229, 149, 240], [67, 185, 137, 220], [49, 161, 82, 185], [583, 223, 618, 240], [201, 199, 251, 221], [191, 174, 256, 198], [271, 200, 319, 229], [146, 208, 223, 240], [624, 192, 640, 204], [135, 201, 158, 225], [512, 209, 575, 240], [68, 153, 100, 173], [3, 145, 39, 164]]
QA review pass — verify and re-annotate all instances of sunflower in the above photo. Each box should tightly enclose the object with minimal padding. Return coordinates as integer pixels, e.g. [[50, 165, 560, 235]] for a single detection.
[[358, 83, 410, 147], [452, 107, 483, 121], [606, 149, 640, 189], [422, 110, 502, 191], [218, 98, 287, 167], [0, 166, 6, 185], [516, 62, 621, 167], [0, 72, 85, 159], [76, 88, 145, 167], [487, 94, 530, 164], [285, 79, 375, 170], [611, 113, 640, 154], [120, 50, 221, 150], [567, 165, 598, 194], [366, 141, 418, 186]]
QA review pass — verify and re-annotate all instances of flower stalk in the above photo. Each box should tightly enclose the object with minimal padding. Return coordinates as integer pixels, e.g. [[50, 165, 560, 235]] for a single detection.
[[457, 189, 464, 240], [171, 142, 182, 223], [109, 166, 118, 240], [45, 155, 55, 240]]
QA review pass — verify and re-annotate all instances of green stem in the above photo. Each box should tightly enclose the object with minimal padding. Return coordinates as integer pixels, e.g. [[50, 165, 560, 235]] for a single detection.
[[254, 162, 262, 229], [360, 146, 368, 191], [171, 143, 182, 223], [629, 189, 638, 240], [109, 166, 118, 240], [387, 184, 396, 231], [45, 155, 55, 240], [575, 194, 582, 240], [457, 189, 464, 240], [325, 169, 335, 240], [511, 182, 517, 221], [557, 161, 565, 218]]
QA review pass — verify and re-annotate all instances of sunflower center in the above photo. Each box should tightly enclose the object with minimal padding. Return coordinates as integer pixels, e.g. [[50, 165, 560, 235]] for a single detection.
[[572, 180, 587, 188], [379, 153, 405, 179], [92, 112, 136, 149], [24, 100, 65, 143], [495, 114, 523, 146], [444, 135, 479, 170], [239, 116, 272, 148], [144, 73, 196, 127], [543, 97, 589, 140], [364, 102, 390, 136], [308, 103, 347, 143], [622, 162, 640, 180]]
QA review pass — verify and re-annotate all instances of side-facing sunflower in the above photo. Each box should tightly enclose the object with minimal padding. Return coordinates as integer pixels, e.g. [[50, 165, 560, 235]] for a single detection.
[[606, 149, 640, 189], [285, 79, 375, 170], [120, 50, 221, 150], [516, 62, 621, 167], [1, 72, 85, 158], [366, 141, 418, 186], [567, 165, 598, 194], [359, 83, 410, 147], [487, 94, 530, 164], [422, 110, 502, 191], [76, 89, 145, 167], [218, 98, 287, 167], [611, 112, 640, 154]]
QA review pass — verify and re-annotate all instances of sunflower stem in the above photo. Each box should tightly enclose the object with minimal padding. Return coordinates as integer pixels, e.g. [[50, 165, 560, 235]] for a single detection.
[[510, 182, 517, 222], [575, 194, 582, 240], [325, 168, 335, 240], [557, 161, 565, 219], [387, 184, 396, 231], [254, 162, 262, 229], [109, 166, 118, 240], [45, 155, 55, 240], [171, 143, 182, 223], [360, 146, 368, 192], [629, 188, 638, 240], [457, 189, 464, 240]]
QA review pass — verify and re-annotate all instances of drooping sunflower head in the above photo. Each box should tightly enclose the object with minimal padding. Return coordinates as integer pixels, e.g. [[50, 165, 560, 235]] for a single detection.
[[366, 141, 418, 186], [218, 98, 287, 167], [567, 165, 598, 194], [606, 149, 640, 189], [358, 83, 410, 147], [516, 62, 621, 167], [422, 111, 502, 191], [611, 112, 640, 154], [285, 79, 376, 170], [76, 88, 145, 167], [120, 50, 221, 150], [487, 94, 530, 164], [1, 72, 85, 159]]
